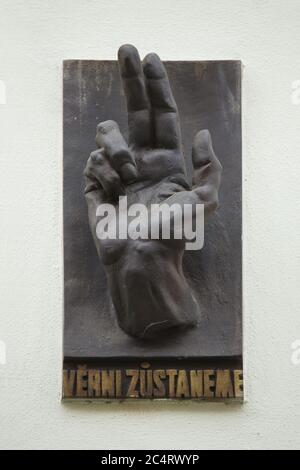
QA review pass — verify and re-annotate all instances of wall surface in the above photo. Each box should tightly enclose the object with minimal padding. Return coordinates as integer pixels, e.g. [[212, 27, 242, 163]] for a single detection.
[[0, 0, 300, 450]]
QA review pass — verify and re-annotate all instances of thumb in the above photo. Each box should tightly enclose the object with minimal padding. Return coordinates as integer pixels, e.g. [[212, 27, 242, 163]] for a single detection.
[[192, 130, 222, 216], [192, 129, 222, 183]]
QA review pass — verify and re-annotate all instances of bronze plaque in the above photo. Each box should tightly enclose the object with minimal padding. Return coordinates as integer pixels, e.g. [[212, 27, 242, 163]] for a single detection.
[[63, 46, 242, 401]]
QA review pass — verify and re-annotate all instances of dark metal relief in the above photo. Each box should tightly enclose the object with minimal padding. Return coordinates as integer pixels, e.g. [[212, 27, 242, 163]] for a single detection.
[[63, 45, 242, 400]]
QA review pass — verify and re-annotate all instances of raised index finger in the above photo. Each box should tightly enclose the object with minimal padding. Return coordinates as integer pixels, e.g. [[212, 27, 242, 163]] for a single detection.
[[118, 45, 151, 147]]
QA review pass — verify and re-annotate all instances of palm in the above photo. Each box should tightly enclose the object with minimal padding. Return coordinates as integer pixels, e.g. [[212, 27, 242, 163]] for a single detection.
[[124, 146, 187, 205]]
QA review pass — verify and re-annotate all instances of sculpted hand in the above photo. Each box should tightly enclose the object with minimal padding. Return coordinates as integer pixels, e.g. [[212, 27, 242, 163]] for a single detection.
[[84, 45, 222, 339]]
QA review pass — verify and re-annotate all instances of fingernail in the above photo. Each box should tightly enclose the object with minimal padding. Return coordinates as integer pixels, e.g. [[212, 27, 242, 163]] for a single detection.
[[118, 45, 140, 77], [120, 162, 138, 183], [143, 53, 165, 79], [84, 182, 99, 194]]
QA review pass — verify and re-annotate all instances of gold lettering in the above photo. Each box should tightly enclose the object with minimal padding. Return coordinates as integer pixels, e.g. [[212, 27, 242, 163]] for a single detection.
[[176, 370, 190, 398], [215, 370, 234, 398], [153, 370, 166, 397], [88, 369, 101, 397], [101, 370, 115, 397], [203, 370, 215, 398], [146, 370, 153, 398], [190, 370, 203, 398], [63, 370, 76, 397], [115, 370, 122, 398], [77, 368, 88, 397], [234, 370, 243, 398], [166, 369, 177, 398], [126, 369, 139, 398]]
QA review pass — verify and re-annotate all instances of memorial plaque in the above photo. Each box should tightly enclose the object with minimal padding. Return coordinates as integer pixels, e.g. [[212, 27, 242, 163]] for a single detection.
[[63, 45, 242, 400]]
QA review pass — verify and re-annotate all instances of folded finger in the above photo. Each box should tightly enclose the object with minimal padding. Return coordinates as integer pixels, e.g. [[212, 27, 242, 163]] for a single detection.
[[96, 120, 137, 184], [84, 149, 124, 200]]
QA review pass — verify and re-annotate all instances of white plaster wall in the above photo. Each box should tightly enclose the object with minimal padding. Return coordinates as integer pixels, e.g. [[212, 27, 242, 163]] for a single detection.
[[0, 0, 300, 450]]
